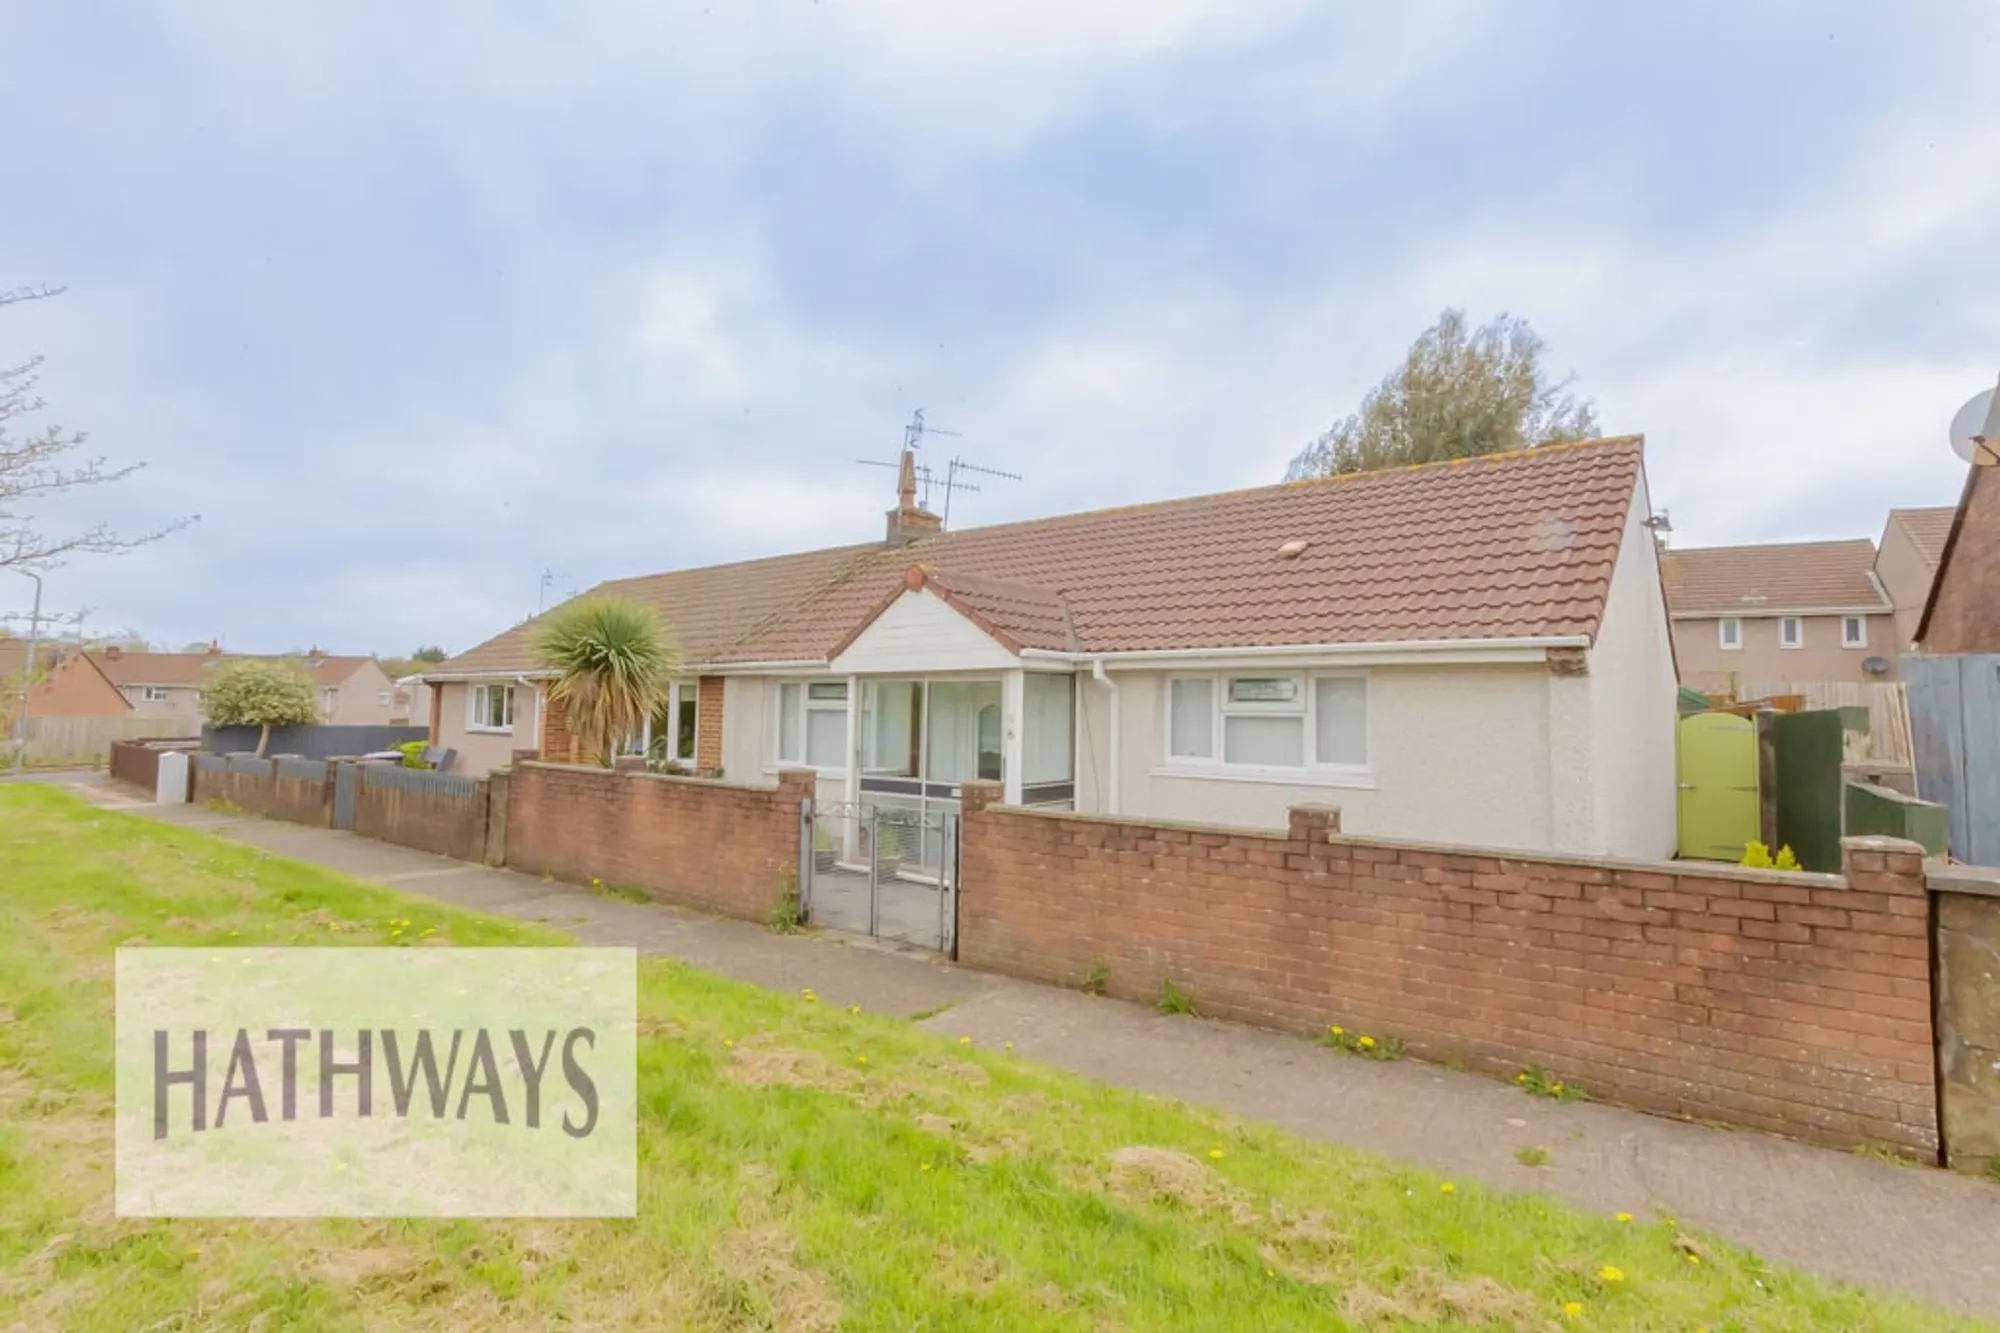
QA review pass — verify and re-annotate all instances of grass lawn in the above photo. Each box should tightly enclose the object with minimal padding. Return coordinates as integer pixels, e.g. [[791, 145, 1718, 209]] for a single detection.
[[0, 783, 1987, 1331]]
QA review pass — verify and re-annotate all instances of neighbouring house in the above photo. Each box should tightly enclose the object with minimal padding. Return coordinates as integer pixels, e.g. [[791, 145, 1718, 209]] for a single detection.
[[88, 645, 403, 725], [1875, 506, 1956, 652], [0, 638, 131, 727], [390, 675, 433, 726], [1661, 539, 1895, 692], [431, 435, 1679, 860], [1916, 464, 2000, 654]]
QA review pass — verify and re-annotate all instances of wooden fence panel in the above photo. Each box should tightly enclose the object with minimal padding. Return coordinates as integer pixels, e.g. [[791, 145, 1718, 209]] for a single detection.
[[1904, 654, 2000, 866], [23, 715, 202, 763]]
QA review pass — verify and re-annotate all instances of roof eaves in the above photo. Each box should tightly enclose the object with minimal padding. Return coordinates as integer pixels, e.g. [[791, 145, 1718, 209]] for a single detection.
[[1915, 465, 1982, 645]]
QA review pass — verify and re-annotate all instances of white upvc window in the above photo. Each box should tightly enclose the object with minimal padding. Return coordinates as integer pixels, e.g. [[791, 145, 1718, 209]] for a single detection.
[[1164, 672, 1368, 775], [141, 685, 169, 702], [320, 687, 339, 715], [1779, 616, 1803, 650], [1842, 615, 1867, 649], [1717, 618, 1742, 651], [622, 679, 702, 765], [468, 682, 516, 733], [377, 689, 392, 706], [776, 680, 849, 770]]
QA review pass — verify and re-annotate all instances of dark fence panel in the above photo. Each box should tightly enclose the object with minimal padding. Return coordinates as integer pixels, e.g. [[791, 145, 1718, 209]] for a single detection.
[[108, 737, 201, 793], [353, 763, 491, 862], [203, 724, 428, 762]]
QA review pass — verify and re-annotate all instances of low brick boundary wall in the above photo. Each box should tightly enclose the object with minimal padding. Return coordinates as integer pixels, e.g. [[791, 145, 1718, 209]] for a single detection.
[[957, 781, 1937, 1155], [503, 762, 813, 923], [1932, 864, 2000, 1175]]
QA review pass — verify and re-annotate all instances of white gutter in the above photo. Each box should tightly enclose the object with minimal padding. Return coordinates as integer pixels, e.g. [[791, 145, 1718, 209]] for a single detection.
[[1091, 658, 1121, 816], [1021, 634, 1591, 667], [1667, 608, 1889, 621], [422, 668, 559, 683]]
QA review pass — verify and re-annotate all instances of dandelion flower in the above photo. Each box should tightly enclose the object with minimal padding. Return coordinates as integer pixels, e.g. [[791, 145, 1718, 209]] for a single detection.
[[849, 1005, 862, 1014], [723, 1039, 734, 1048], [920, 1163, 932, 1172], [1208, 1148, 1224, 1160], [1515, 1073, 1528, 1083], [1614, 1212, 1633, 1223], [1687, 1254, 1701, 1265], [1440, 1181, 1455, 1194], [1358, 1035, 1377, 1049], [1004, 1042, 1014, 1051], [188, 1248, 202, 1258], [1562, 1301, 1583, 1319], [1552, 1083, 1566, 1094], [1598, 1264, 1624, 1283], [1330, 1025, 1345, 1036], [1265, 1268, 1275, 1277], [959, 1036, 972, 1046], [856, 1055, 868, 1065]]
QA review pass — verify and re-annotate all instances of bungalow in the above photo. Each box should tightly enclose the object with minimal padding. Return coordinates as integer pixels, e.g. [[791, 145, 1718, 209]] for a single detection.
[[429, 435, 1679, 860]]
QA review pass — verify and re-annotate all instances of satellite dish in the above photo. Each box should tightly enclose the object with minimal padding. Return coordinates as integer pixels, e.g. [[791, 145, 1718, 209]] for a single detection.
[[1950, 382, 2000, 466]]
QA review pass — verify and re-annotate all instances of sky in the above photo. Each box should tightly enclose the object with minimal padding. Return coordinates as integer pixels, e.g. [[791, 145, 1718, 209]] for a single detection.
[[2, 1, 1997, 657]]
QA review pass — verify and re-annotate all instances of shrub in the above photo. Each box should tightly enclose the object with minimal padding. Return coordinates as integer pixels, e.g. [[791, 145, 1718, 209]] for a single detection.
[[1740, 841, 1801, 870], [769, 868, 804, 935], [395, 740, 428, 769], [1155, 976, 1198, 1016]]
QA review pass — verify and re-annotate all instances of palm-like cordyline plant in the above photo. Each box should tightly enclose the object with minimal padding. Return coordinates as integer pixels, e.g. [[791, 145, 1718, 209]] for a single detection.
[[533, 596, 677, 765]]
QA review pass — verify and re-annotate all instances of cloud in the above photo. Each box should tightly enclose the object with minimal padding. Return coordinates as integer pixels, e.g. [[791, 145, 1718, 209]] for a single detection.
[[3, 2, 1997, 659]]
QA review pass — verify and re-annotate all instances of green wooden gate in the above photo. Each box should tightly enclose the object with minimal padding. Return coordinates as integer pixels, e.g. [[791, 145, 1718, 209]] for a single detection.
[[1676, 712, 1759, 862], [1774, 709, 1846, 873]]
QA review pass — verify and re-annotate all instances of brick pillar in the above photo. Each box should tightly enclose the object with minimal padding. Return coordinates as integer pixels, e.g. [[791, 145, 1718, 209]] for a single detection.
[[484, 769, 510, 867], [428, 682, 443, 746], [1288, 803, 1343, 842], [1838, 834, 1928, 894], [960, 778, 1003, 817], [541, 691, 577, 764], [696, 675, 726, 775]]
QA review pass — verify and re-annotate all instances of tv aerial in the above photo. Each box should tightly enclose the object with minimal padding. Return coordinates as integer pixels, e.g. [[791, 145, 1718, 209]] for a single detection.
[[1949, 375, 2000, 467], [857, 409, 1021, 521]]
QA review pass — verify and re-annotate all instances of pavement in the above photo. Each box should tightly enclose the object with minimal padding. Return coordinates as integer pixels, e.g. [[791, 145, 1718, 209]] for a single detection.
[[32, 772, 2000, 1318]]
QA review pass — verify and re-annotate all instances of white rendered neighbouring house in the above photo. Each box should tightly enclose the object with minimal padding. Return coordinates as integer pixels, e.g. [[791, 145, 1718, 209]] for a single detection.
[[428, 435, 1679, 860]]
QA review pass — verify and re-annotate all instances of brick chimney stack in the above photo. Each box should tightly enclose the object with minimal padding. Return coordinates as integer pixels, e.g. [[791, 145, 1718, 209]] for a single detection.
[[884, 445, 943, 547], [204, 640, 221, 658]]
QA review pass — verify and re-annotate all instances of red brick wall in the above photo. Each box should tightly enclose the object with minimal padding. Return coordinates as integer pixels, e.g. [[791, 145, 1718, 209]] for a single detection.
[[696, 675, 725, 774], [957, 782, 1937, 1155], [540, 690, 578, 764], [504, 761, 812, 923], [1923, 467, 2000, 653]]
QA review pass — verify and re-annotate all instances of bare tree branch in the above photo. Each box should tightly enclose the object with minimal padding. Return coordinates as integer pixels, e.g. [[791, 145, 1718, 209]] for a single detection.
[[1, 283, 196, 570]]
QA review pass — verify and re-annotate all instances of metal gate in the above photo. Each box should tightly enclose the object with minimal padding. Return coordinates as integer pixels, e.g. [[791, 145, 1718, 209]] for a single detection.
[[1676, 711, 1758, 861], [801, 799, 957, 954], [332, 761, 360, 831]]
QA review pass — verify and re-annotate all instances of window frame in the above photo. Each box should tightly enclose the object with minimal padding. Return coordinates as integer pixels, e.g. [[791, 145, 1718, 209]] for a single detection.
[[1717, 618, 1742, 651], [1842, 615, 1867, 649], [1779, 616, 1804, 650], [1162, 670, 1370, 782], [466, 682, 516, 734], [775, 678, 850, 772], [140, 685, 170, 702]]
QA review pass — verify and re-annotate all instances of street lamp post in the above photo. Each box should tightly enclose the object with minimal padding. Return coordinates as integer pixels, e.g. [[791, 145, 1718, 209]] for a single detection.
[[11, 568, 43, 777]]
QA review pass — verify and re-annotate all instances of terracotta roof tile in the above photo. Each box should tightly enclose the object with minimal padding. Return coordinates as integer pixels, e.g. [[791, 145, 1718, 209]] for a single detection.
[[441, 437, 1648, 673], [1889, 506, 1956, 571], [88, 651, 375, 688], [1660, 540, 1888, 616]]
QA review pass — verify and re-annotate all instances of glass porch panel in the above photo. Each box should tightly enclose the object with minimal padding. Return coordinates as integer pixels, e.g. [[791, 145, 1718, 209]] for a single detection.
[[1023, 672, 1074, 783], [925, 680, 1003, 786], [862, 679, 922, 778]]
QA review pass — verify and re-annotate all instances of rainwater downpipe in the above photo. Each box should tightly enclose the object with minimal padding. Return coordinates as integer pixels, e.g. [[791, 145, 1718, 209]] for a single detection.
[[1091, 658, 1120, 816], [515, 675, 545, 755]]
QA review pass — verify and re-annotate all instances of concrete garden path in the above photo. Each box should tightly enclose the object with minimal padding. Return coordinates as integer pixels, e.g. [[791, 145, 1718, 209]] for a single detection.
[[40, 772, 2000, 1318]]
